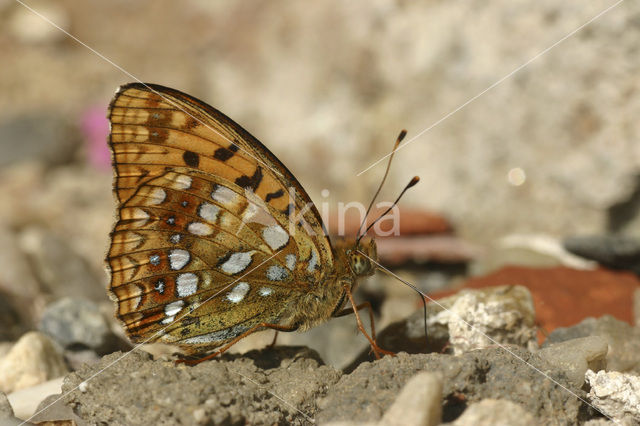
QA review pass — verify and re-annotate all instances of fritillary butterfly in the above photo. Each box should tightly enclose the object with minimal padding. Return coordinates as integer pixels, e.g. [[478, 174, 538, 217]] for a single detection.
[[106, 83, 393, 362]]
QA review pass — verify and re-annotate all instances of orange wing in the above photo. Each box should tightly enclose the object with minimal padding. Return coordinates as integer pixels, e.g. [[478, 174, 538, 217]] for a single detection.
[[107, 83, 335, 350]]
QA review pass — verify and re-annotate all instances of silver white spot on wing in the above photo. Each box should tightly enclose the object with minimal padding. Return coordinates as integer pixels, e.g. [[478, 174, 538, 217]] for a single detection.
[[220, 251, 255, 275], [211, 185, 237, 205], [149, 254, 160, 265], [164, 300, 184, 317], [198, 202, 220, 222], [262, 225, 289, 251], [168, 249, 190, 270], [259, 287, 273, 296], [170, 234, 181, 244], [285, 254, 296, 271], [266, 265, 289, 281], [176, 273, 198, 297], [147, 187, 166, 205], [307, 249, 318, 273], [187, 222, 213, 236], [172, 174, 192, 190], [226, 282, 250, 303], [180, 324, 248, 344]]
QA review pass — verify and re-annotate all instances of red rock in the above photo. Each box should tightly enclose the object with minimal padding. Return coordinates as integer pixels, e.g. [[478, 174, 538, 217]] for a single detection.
[[327, 207, 452, 238], [430, 266, 639, 341]]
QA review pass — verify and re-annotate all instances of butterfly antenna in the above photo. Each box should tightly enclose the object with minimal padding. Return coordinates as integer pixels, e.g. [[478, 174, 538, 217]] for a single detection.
[[356, 130, 407, 246], [359, 176, 419, 240], [371, 261, 429, 343]]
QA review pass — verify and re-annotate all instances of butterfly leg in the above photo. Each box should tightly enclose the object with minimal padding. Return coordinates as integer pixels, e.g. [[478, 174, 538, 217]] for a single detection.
[[176, 323, 298, 366], [341, 285, 395, 360], [267, 330, 279, 349], [333, 301, 378, 341]]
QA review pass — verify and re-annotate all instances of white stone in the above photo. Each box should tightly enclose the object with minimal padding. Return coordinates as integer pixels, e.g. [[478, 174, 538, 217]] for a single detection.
[[380, 372, 442, 426], [586, 369, 640, 422], [0, 332, 68, 394]]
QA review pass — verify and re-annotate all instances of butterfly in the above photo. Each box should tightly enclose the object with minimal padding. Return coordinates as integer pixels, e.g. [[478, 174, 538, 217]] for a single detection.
[[107, 83, 408, 363]]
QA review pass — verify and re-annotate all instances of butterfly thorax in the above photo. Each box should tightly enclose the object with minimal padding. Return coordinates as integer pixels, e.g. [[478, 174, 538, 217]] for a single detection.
[[281, 237, 377, 332]]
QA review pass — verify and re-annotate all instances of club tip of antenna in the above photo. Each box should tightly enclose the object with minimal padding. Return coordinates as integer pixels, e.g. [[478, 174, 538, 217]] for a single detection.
[[408, 176, 420, 187], [398, 129, 408, 143]]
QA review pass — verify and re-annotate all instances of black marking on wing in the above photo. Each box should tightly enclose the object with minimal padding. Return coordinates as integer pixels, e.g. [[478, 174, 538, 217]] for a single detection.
[[235, 166, 263, 191]]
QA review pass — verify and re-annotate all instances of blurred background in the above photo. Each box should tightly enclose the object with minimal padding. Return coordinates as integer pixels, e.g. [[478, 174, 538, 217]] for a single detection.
[[0, 0, 638, 368]]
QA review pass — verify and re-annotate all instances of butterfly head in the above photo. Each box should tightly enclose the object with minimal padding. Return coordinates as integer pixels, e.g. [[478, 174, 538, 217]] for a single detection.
[[346, 237, 377, 277]]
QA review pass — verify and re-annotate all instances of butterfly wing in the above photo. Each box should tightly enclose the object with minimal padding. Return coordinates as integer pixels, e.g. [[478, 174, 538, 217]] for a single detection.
[[107, 83, 335, 351]]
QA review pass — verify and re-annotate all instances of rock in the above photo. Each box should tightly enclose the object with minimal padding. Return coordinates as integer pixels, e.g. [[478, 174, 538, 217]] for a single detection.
[[448, 399, 536, 426], [459, 266, 640, 335], [6, 377, 64, 421], [63, 347, 340, 425], [30, 391, 85, 425], [379, 372, 442, 426], [634, 289, 640, 327], [0, 332, 68, 393], [564, 235, 640, 275], [430, 285, 537, 355], [0, 226, 42, 322], [7, 1, 70, 44], [537, 336, 608, 387], [544, 316, 640, 374], [318, 348, 580, 424], [586, 369, 640, 423], [19, 228, 106, 303], [0, 113, 77, 167], [39, 297, 111, 351], [0, 391, 14, 418]]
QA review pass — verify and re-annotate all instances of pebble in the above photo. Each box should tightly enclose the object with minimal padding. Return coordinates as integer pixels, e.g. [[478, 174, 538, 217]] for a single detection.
[[19, 228, 106, 302], [0, 391, 14, 418], [379, 372, 442, 426], [39, 297, 111, 351], [449, 399, 536, 426], [8, 377, 65, 422], [537, 336, 608, 387], [0, 332, 68, 393], [544, 316, 640, 373], [585, 369, 640, 422], [564, 235, 640, 275], [429, 285, 537, 355]]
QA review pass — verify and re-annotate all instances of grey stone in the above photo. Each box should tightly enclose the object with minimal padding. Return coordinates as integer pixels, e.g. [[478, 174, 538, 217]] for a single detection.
[[0, 113, 77, 167], [544, 316, 640, 373], [586, 369, 640, 423], [39, 297, 111, 351], [564, 235, 640, 274], [380, 372, 442, 426], [0, 391, 14, 418], [318, 348, 581, 424], [448, 399, 536, 426], [19, 228, 106, 303], [538, 336, 608, 387], [63, 347, 340, 425]]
